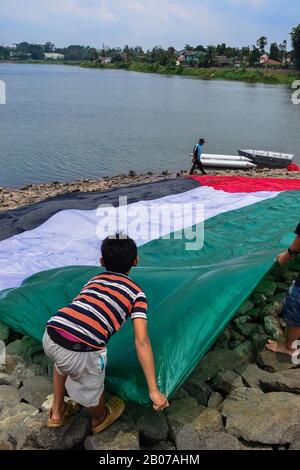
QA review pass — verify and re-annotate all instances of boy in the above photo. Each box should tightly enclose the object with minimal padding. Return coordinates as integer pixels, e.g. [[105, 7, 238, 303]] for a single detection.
[[43, 234, 169, 433], [267, 222, 300, 357], [189, 138, 207, 176]]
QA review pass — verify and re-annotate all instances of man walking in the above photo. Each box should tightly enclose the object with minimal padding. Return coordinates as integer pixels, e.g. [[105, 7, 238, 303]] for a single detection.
[[190, 138, 207, 175]]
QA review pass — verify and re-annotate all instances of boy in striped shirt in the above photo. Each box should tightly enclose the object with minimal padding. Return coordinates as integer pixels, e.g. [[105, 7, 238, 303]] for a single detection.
[[43, 235, 169, 433]]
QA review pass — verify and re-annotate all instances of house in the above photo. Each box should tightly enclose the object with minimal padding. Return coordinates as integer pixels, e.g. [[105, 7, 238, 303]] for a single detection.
[[176, 50, 204, 66], [214, 55, 232, 67], [44, 53, 65, 60], [260, 54, 281, 67], [99, 56, 112, 64]]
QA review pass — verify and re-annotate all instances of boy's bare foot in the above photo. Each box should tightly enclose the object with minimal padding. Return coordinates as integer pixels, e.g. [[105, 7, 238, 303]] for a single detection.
[[266, 340, 296, 357]]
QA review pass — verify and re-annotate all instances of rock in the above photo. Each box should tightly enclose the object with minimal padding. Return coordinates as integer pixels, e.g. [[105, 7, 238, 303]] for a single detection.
[[237, 301, 254, 316], [222, 387, 300, 444], [213, 329, 231, 350], [188, 350, 247, 383], [0, 385, 21, 411], [151, 441, 176, 451], [264, 316, 284, 341], [240, 441, 273, 451], [6, 337, 43, 359], [166, 397, 223, 439], [0, 323, 9, 342], [251, 333, 270, 352], [251, 293, 268, 306], [275, 283, 290, 293], [228, 340, 242, 350], [14, 410, 89, 450], [171, 388, 189, 401], [234, 363, 271, 389], [207, 392, 224, 410], [282, 271, 296, 283], [256, 280, 277, 297], [175, 425, 203, 450], [84, 418, 139, 451], [41, 394, 78, 412], [183, 380, 212, 406], [233, 316, 256, 338], [230, 330, 246, 343], [233, 341, 255, 360], [20, 375, 53, 409], [259, 369, 300, 394], [212, 370, 244, 394], [137, 410, 169, 444], [0, 372, 21, 388], [198, 432, 242, 450], [0, 403, 39, 435], [259, 302, 282, 320], [256, 349, 296, 372], [121, 402, 146, 424]]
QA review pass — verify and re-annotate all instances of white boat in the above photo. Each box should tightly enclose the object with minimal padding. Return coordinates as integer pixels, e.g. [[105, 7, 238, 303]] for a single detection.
[[191, 153, 257, 170], [238, 149, 294, 168]]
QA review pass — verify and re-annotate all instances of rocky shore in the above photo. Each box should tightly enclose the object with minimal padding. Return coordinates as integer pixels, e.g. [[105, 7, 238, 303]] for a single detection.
[[1, 167, 300, 212], [1, 261, 300, 450], [1, 168, 300, 451]]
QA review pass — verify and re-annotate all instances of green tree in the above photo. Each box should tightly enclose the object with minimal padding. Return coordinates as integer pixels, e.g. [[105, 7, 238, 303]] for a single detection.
[[279, 39, 288, 63], [256, 36, 268, 53], [291, 25, 300, 69], [269, 42, 281, 61], [249, 46, 260, 66], [203, 45, 216, 67]]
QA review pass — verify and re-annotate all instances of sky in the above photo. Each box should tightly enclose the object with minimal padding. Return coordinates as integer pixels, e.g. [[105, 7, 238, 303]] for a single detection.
[[0, 0, 299, 50]]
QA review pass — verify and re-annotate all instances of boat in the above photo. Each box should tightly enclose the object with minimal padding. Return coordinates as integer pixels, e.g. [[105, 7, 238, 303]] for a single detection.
[[238, 149, 294, 169], [192, 153, 257, 170]]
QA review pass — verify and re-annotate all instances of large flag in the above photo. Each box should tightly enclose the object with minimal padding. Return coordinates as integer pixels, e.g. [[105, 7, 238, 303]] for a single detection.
[[1, 175, 300, 404]]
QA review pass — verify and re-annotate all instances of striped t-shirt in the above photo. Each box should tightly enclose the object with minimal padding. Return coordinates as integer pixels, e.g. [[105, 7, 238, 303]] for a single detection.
[[47, 271, 148, 350]]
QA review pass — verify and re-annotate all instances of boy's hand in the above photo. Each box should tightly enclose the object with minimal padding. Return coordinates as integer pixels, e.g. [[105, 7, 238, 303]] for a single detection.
[[150, 389, 169, 411], [277, 251, 291, 266]]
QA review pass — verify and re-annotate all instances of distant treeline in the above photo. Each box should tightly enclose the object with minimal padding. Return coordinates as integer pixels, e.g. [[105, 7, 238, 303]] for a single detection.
[[1, 24, 300, 70]]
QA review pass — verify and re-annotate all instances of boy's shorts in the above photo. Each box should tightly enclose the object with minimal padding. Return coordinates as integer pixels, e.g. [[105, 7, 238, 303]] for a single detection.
[[43, 330, 107, 408], [282, 283, 300, 328]]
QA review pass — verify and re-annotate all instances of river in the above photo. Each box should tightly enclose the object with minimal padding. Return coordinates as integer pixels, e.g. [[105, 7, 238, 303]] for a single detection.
[[0, 63, 299, 187]]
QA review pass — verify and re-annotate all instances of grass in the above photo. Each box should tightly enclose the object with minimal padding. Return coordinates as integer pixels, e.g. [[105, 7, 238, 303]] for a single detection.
[[80, 61, 300, 85]]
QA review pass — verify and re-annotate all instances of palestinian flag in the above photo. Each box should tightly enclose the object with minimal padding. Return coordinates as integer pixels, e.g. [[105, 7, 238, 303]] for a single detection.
[[1, 175, 300, 405]]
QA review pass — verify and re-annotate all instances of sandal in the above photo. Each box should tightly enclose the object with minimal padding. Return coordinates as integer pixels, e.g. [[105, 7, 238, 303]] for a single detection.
[[92, 396, 125, 434], [47, 401, 80, 428]]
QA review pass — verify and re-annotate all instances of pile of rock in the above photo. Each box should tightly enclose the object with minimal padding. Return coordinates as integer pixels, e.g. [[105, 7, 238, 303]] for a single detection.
[[0, 262, 300, 451]]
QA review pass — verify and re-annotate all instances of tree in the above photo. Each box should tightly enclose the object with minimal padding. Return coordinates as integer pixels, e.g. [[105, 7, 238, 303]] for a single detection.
[[184, 44, 193, 51], [249, 46, 260, 66], [279, 39, 288, 63], [291, 25, 300, 69], [256, 36, 268, 53], [216, 43, 226, 55], [44, 42, 55, 53], [203, 45, 216, 67], [88, 48, 98, 62], [269, 42, 281, 62]]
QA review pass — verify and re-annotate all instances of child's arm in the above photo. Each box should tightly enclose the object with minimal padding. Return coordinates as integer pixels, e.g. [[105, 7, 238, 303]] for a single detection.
[[278, 235, 300, 265], [133, 318, 169, 411]]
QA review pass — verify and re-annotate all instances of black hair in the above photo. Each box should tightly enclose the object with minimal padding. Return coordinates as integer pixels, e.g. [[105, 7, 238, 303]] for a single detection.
[[101, 234, 138, 274]]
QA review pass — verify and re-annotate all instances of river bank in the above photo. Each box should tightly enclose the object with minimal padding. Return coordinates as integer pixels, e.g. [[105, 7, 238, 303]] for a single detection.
[[1, 167, 300, 212], [81, 61, 300, 85]]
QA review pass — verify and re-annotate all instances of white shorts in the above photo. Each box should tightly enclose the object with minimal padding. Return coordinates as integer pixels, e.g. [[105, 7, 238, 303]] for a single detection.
[[43, 331, 107, 408]]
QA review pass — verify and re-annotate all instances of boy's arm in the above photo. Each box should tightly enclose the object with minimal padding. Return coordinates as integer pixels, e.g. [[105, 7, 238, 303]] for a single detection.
[[133, 318, 169, 411], [278, 235, 300, 265]]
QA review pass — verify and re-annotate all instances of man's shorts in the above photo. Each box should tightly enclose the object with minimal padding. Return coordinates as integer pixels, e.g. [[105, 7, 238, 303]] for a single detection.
[[282, 283, 300, 328], [43, 330, 107, 408]]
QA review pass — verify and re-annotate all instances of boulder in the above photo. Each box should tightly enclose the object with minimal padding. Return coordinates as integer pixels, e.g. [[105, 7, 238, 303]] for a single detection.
[[151, 441, 176, 451], [207, 392, 224, 410], [259, 369, 300, 394], [237, 301, 255, 316], [171, 388, 189, 401], [197, 432, 242, 451], [84, 418, 139, 451], [251, 293, 267, 306], [255, 280, 277, 297], [0, 372, 21, 388], [256, 350, 296, 372], [234, 363, 270, 390], [14, 410, 90, 450], [264, 316, 284, 341], [259, 302, 283, 320], [233, 341, 255, 360], [0, 403, 39, 436], [6, 337, 43, 359], [183, 380, 212, 406], [251, 333, 270, 352], [188, 350, 247, 383], [20, 375, 53, 409], [175, 424, 203, 450], [212, 370, 244, 394], [0, 385, 21, 411], [137, 410, 169, 444], [233, 317, 256, 338], [166, 397, 223, 439], [0, 323, 9, 343], [222, 387, 300, 445]]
